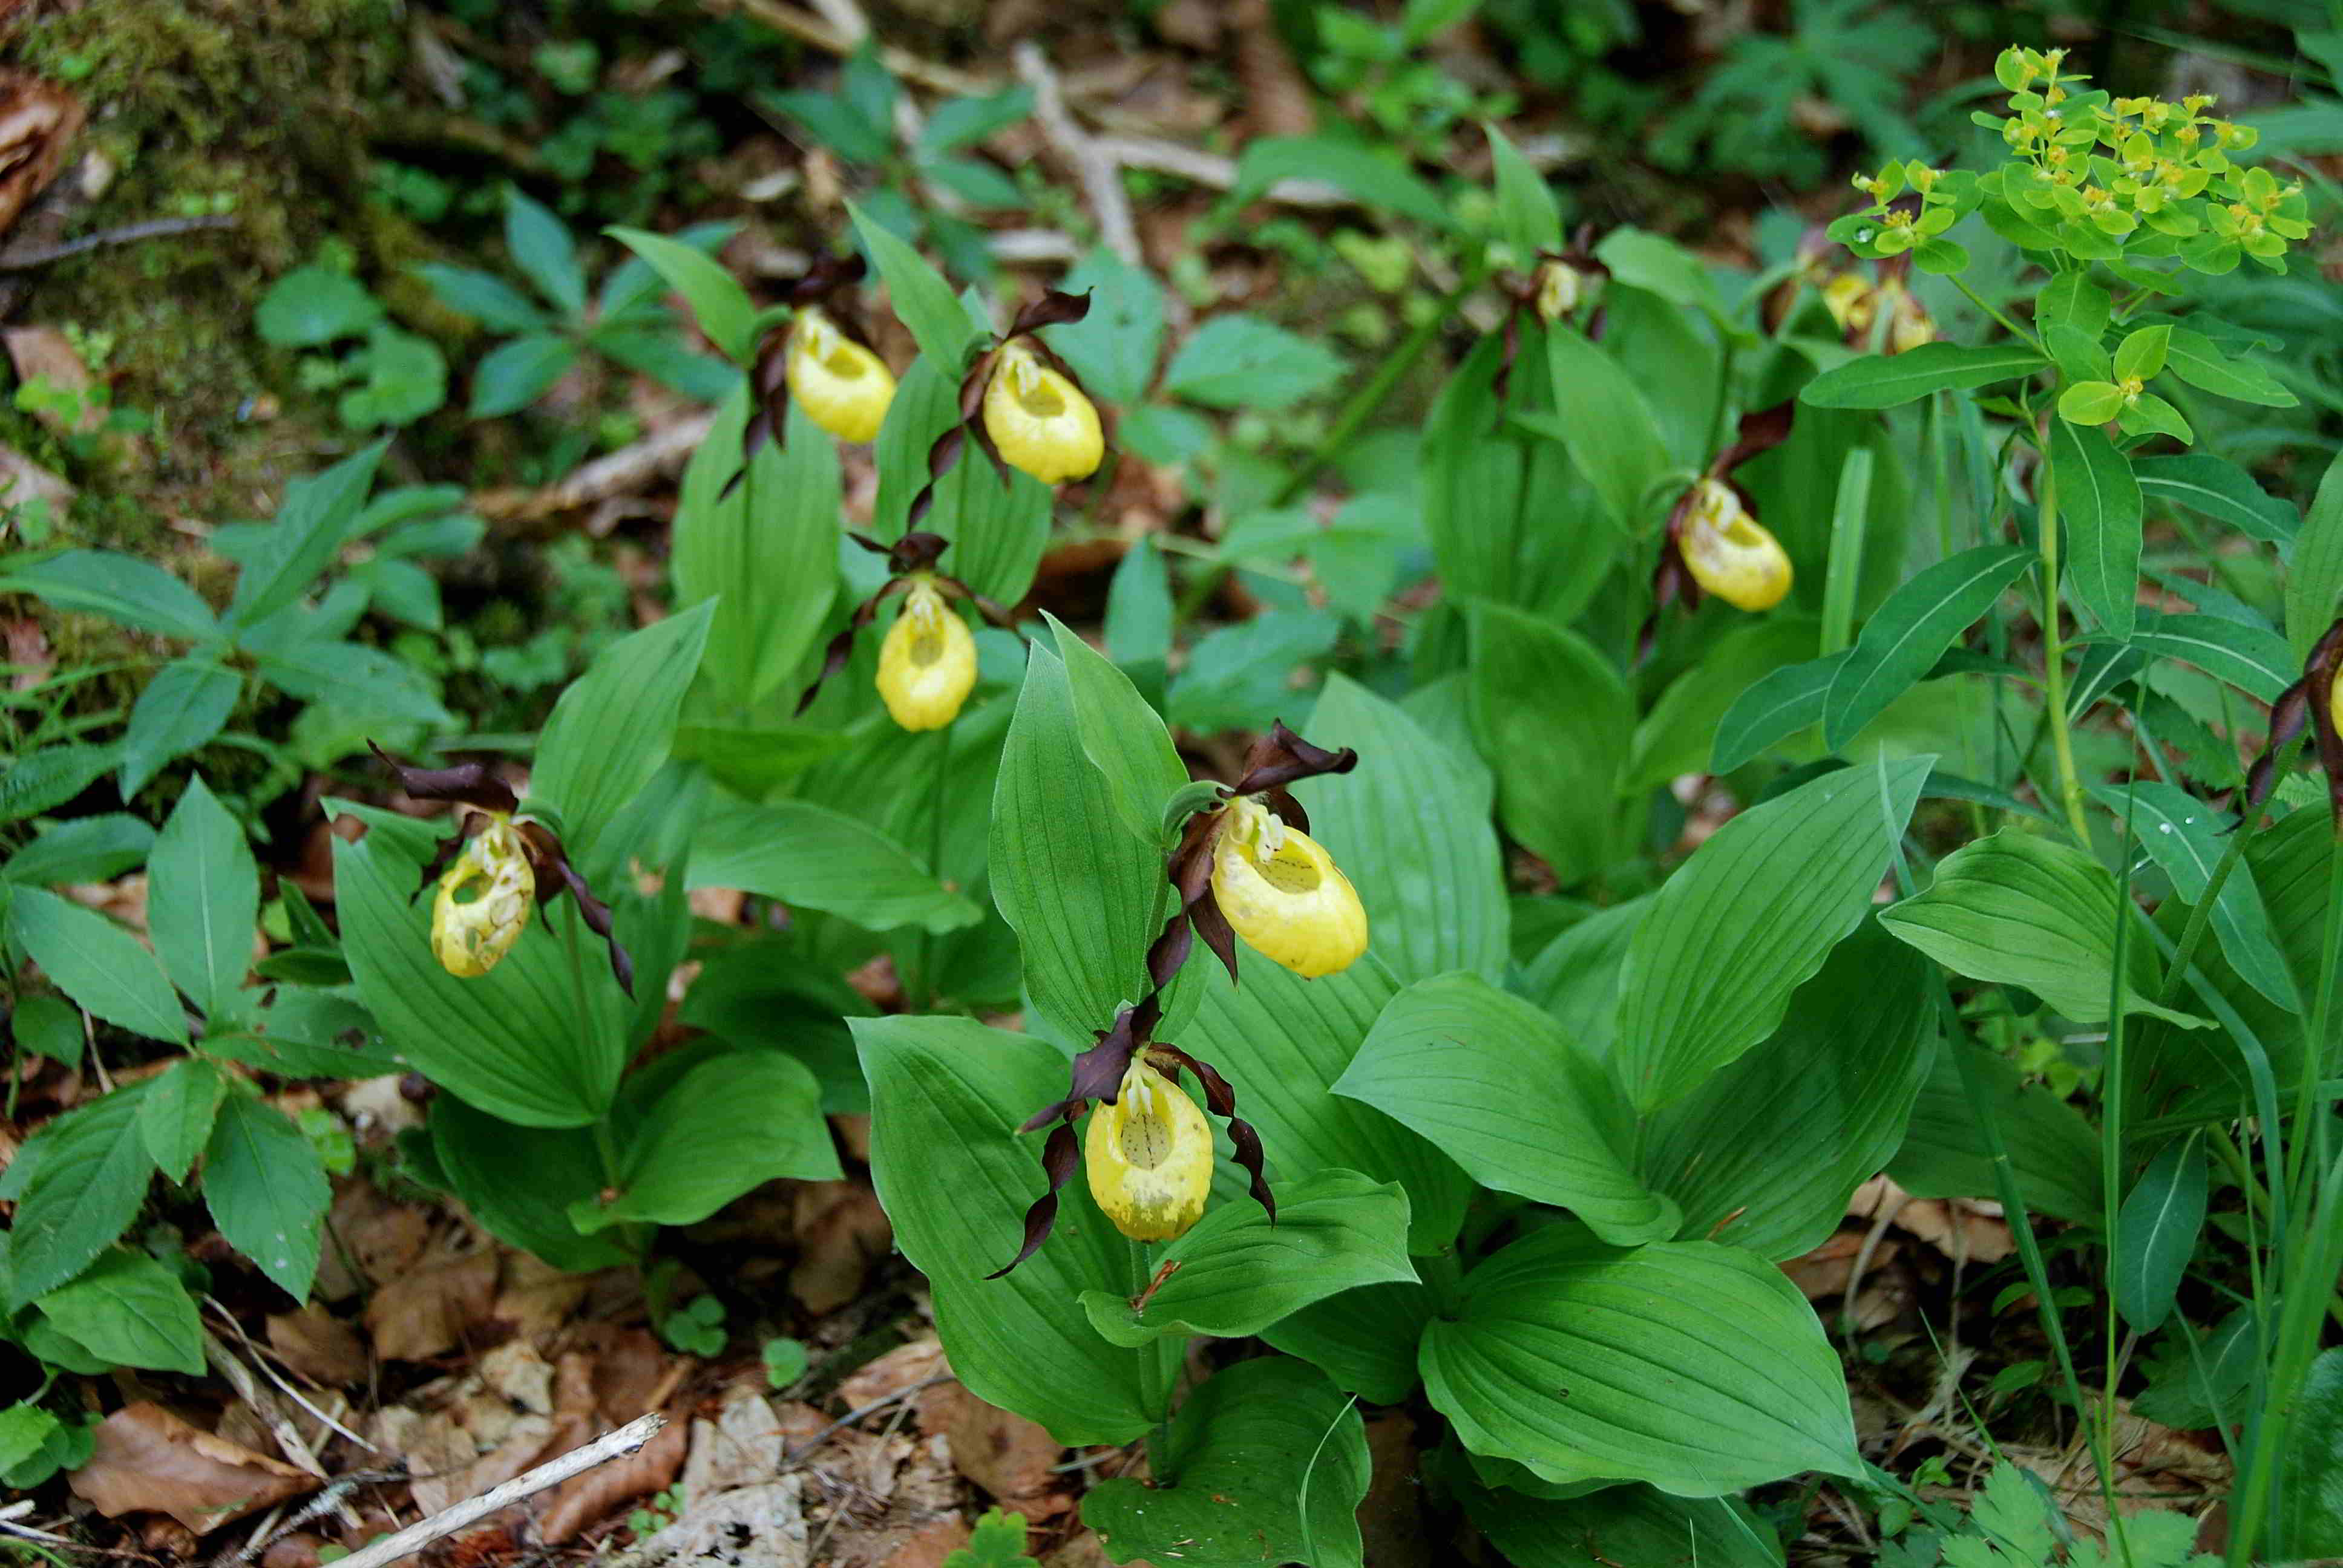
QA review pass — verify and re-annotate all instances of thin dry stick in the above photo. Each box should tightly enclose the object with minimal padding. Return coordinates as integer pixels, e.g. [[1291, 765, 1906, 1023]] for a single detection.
[[1014, 42, 1141, 267], [0, 214, 237, 270], [710, 0, 994, 96], [326, 1413, 666, 1568], [202, 1300, 378, 1452], [776, 1372, 952, 1473]]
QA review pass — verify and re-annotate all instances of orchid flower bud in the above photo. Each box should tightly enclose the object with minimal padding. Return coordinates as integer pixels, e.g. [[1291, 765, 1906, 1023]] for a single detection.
[[983, 339, 1104, 484], [430, 817, 534, 978], [1534, 258, 1599, 321], [1820, 272, 1876, 335], [1209, 796, 1369, 980], [876, 580, 977, 731], [1084, 1060, 1214, 1241], [786, 307, 895, 443], [1679, 479, 1793, 613]]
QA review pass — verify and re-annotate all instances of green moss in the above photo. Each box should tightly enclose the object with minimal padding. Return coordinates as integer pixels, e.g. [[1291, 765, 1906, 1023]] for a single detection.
[[3, 1, 411, 536]]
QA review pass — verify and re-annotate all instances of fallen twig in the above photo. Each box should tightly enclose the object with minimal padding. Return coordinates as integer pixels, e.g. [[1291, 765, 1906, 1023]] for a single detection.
[[470, 411, 716, 526], [325, 1414, 666, 1568], [709, 0, 994, 97], [0, 214, 236, 270], [1014, 43, 1141, 267], [777, 1372, 953, 1473]]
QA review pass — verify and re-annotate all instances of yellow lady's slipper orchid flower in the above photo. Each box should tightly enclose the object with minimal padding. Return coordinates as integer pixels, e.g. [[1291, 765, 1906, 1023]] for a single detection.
[[1209, 795, 1368, 980], [1679, 478, 1794, 613], [786, 307, 896, 443], [1084, 1059, 1214, 1242], [983, 339, 1103, 485], [876, 580, 977, 731], [430, 816, 534, 978], [1820, 272, 1876, 335]]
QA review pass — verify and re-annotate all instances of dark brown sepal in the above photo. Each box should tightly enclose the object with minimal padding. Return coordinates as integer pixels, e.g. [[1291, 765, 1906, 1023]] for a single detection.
[[1230, 720, 1358, 797], [547, 855, 637, 998], [795, 577, 914, 717], [1188, 887, 1241, 987], [2240, 679, 2309, 816], [787, 250, 868, 305], [410, 818, 478, 903], [370, 740, 520, 817], [2304, 618, 2343, 834], [986, 1112, 1082, 1279], [1708, 400, 1797, 479], [1007, 289, 1093, 337]]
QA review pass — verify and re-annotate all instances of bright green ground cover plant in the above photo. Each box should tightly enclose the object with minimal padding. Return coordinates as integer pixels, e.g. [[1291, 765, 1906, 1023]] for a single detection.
[[6, 31, 2342, 1568]]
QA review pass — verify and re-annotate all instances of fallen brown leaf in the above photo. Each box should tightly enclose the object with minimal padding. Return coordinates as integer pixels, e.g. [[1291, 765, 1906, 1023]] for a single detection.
[[266, 1306, 368, 1387], [834, 1337, 948, 1412], [682, 1388, 787, 1497], [923, 1382, 1062, 1509], [0, 70, 84, 237], [364, 1242, 498, 1361], [537, 1407, 689, 1544], [637, 1477, 810, 1568], [70, 1402, 310, 1534], [790, 1179, 893, 1315]]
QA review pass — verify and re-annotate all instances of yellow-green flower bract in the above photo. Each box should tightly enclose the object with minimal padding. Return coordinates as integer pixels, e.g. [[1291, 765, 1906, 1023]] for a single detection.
[[1680, 478, 1793, 613], [1209, 795, 1369, 980], [983, 339, 1103, 485], [430, 816, 533, 978], [1084, 1060, 1214, 1241], [876, 580, 978, 731], [786, 307, 896, 443]]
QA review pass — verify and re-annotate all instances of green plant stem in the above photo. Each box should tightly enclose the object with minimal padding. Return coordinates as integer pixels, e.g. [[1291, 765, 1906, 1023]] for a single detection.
[[1172, 260, 1489, 625], [1950, 273, 2043, 351], [914, 720, 952, 1010], [2230, 1143, 2343, 1565], [2284, 829, 2343, 1199], [1127, 1236, 1176, 1472], [2031, 437, 2094, 843], [2097, 788, 2140, 1568]]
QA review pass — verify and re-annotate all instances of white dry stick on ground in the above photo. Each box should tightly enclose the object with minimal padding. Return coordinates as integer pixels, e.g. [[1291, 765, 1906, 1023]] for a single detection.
[[1012, 42, 1142, 268], [326, 1414, 668, 1568]]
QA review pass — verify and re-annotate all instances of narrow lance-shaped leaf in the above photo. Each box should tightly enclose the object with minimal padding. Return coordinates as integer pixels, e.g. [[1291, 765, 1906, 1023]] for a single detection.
[[1823, 546, 2032, 748], [2053, 420, 2145, 641]]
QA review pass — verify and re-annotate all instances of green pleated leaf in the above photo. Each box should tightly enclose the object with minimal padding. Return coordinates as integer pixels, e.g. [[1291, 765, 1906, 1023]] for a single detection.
[[431, 1097, 635, 1273], [1630, 619, 1821, 791], [137, 1058, 226, 1184], [1297, 673, 1507, 984], [2287, 449, 2343, 662], [333, 828, 628, 1128], [1079, 1169, 1414, 1346], [1467, 601, 1632, 887], [988, 644, 1162, 1044], [33, 1250, 204, 1375], [1047, 612, 1187, 848], [578, 1049, 839, 1230], [1544, 325, 1671, 531], [1879, 827, 2205, 1028], [673, 384, 839, 708], [2114, 1134, 2207, 1334], [1640, 920, 1935, 1261], [1518, 897, 1650, 1061], [8, 886, 186, 1046], [1824, 546, 2032, 748], [1181, 951, 1472, 1255], [2278, 1348, 2343, 1556], [1084, 1357, 1369, 1568], [1800, 342, 2045, 409], [854, 1014, 1150, 1445], [1260, 1280, 1436, 1405], [1466, 1484, 1784, 1568], [869, 356, 1054, 604], [147, 775, 258, 1020], [204, 1091, 330, 1301], [848, 200, 981, 373], [1889, 1042, 2101, 1224], [1335, 972, 1676, 1246], [689, 790, 981, 934], [1486, 122, 1561, 256], [1614, 757, 1930, 1111], [2053, 420, 2145, 640], [531, 599, 715, 868], [4, 1080, 156, 1303], [1421, 1227, 1861, 1494], [2089, 782, 2298, 1013], [1710, 652, 1847, 773], [120, 658, 241, 800]]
